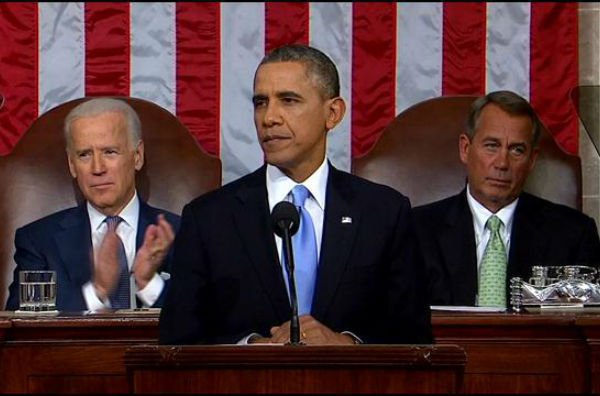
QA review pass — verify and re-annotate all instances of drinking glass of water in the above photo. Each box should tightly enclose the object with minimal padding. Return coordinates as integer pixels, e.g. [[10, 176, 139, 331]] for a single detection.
[[19, 270, 57, 312]]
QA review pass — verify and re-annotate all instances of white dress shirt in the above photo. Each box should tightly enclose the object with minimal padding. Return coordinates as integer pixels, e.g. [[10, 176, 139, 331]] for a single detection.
[[82, 192, 164, 311], [465, 184, 517, 303], [267, 158, 328, 265]]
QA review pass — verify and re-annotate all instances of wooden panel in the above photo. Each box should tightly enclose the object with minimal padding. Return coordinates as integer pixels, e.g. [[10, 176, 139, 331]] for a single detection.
[[126, 345, 466, 394], [0, 313, 158, 393], [576, 315, 600, 394], [432, 312, 588, 394], [131, 368, 458, 394], [28, 375, 126, 394]]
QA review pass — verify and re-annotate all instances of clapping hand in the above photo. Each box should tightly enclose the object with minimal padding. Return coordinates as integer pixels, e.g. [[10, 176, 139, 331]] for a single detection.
[[132, 214, 175, 290]]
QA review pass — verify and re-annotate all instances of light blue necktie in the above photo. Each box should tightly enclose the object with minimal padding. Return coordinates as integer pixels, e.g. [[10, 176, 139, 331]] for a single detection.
[[288, 185, 318, 315], [105, 216, 130, 309]]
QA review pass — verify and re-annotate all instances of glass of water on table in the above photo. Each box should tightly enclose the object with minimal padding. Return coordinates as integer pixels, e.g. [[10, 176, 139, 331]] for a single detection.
[[18, 270, 57, 313]]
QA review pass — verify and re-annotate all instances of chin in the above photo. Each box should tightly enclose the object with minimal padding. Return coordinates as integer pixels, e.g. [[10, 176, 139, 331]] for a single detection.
[[264, 155, 287, 168]]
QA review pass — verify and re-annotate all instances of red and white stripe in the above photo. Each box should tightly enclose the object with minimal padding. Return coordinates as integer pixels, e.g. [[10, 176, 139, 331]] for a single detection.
[[0, 2, 579, 184]]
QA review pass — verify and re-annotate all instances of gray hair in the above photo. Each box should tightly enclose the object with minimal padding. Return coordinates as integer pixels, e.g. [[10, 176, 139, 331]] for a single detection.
[[64, 98, 142, 149], [257, 44, 340, 99], [466, 90, 543, 147]]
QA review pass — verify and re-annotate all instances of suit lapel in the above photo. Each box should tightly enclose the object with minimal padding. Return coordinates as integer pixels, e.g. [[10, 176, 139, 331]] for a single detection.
[[311, 166, 359, 319], [54, 205, 93, 286], [136, 201, 153, 249], [233, 167, 291, 323], [439, 192, 478, 305], [509, 193, 544, 279]]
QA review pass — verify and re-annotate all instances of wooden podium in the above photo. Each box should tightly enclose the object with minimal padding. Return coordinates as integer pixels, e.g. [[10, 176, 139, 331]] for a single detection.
[[125, 344, 466, 394], [3, 311, 599, 394]]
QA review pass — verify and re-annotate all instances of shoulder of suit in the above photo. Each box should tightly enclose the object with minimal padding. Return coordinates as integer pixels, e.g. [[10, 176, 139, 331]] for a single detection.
[[520, 192, 593, 221], [183, 166, 264, 211], [142, 201, 179, 219], [412, 192, 462, 215], [337, 170, 410, 200], [18, 206, 81, 230]]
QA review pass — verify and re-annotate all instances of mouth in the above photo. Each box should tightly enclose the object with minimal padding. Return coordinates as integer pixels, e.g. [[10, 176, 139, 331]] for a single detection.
[[90, 182, 113, 189], [261, 134, 290, 149], [486, 177, 511, 187], [262, 133, 289, 142]]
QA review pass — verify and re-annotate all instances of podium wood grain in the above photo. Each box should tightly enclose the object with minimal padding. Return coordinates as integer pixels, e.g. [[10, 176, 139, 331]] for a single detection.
[[125, 344, 466, 394]]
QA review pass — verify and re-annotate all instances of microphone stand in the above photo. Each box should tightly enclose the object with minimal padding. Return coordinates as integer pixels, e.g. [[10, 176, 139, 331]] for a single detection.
[[280, 220, 301, 345]]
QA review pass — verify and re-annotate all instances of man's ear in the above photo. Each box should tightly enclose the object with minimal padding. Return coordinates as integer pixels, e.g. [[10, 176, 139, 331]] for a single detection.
[[325, 97, 346, 130], [458, 133, 471, 165], [134, 140, 145, 171]]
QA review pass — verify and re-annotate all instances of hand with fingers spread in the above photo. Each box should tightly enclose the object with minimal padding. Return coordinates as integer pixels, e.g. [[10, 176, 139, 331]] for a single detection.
[[133, 214, 175, 290]]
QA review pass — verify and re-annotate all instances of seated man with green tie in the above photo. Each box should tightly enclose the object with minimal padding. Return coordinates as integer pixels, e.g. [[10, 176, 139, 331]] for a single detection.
[[5, 98, 179, 311], [412, 90, 600, 308]]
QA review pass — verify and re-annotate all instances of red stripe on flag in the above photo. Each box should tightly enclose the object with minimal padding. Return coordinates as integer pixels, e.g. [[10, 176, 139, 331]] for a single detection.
[[442, 3, 486, 95], [530, 3, 578, 155], [352, 2, 397, 158], [176, 2, 220, 156], [85, 3, 130, 96], [265, 2, 309, 52], [0, 3, 38, 155]]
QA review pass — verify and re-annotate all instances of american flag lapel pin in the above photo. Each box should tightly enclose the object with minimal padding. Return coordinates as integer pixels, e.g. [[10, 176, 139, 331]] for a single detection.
[[341, 216, 352, 224]]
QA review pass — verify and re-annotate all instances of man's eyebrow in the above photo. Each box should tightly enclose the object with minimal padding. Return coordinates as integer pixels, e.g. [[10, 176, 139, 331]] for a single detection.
[[481, 136, 500, 141], [276, 91, 302, 99], [252, 94, 267, 102]]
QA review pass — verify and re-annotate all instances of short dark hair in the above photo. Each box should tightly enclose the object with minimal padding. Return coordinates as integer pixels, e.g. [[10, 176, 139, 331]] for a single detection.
[[257, 44, 340, 99], [466, 90, 543, 147]]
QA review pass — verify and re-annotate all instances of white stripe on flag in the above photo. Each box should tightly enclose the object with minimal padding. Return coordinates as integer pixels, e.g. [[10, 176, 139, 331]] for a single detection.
[[131, 3, 176, 114], [486, 2, 531, 99], [310, 2, 353, 172], [38, 2, 85, 115], [220, 2, 265, 185], [396, 2, 443, 114]]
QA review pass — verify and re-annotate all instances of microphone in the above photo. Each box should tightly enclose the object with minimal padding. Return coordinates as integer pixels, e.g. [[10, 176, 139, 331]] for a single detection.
[[271, 201, 302, 345]]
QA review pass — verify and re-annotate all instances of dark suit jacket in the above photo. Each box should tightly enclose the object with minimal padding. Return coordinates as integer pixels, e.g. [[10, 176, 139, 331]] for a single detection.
[[159, 164, 432, 345], [413, 189, 600, 306], [5, 201, 180, 311]]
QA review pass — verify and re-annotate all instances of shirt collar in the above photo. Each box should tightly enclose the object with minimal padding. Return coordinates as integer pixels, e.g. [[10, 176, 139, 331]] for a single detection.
[[266, 157, 329, 211], [87, 191, 140, 231], [466, 184, 518, 235]]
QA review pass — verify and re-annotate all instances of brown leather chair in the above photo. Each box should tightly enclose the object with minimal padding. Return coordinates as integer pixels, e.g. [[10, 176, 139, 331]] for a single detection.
[[353, 95, 581, 210], [0, 97, 222, 308]]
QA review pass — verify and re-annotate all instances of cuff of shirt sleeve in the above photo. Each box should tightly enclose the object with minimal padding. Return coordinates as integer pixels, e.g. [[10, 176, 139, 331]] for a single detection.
[[136, 273, 164, 307], [341, 330, 363, 344], [82, 281, 110, 311], [238, 333, 263, 345]]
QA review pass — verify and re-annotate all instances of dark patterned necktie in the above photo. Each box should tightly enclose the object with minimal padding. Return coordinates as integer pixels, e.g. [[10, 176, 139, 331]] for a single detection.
[[105, 216, 130, 309]]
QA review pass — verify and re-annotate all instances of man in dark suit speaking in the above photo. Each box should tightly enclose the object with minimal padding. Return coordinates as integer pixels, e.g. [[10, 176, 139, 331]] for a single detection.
[[159, 44, 432, 345], [413, 90, 600, 308], [5, 98, 179, 312]]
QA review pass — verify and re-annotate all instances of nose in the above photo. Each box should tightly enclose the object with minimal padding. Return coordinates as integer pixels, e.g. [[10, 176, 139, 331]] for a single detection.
[[91, 152, 106, 175], [493, 147, 509, 170], [262, 102, 282, 127]]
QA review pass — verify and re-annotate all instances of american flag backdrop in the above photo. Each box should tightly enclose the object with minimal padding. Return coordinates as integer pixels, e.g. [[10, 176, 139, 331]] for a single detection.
[[0, 2, 579, 185]]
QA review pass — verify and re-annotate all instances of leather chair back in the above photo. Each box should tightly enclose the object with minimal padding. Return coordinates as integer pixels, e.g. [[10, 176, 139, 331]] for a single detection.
[[353, 95, 581, 210], [0, 97, 221, 308]]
